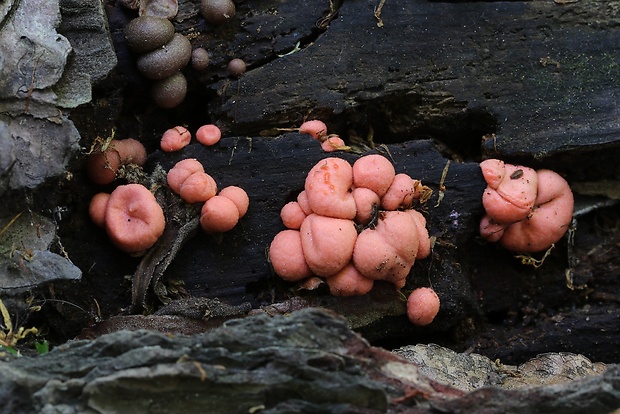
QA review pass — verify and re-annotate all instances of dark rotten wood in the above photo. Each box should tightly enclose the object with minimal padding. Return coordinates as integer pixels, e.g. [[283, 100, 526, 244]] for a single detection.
[[144, 134, 485, 308], [212, 0, 620, 167], [49, 0, 620, 365]]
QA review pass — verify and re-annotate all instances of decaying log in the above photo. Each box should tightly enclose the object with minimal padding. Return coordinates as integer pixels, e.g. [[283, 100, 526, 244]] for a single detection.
[[211, 0, 620, 167], [20, 0, 619, 367]]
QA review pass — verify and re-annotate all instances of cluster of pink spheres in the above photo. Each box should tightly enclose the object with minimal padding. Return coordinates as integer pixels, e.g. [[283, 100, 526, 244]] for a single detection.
[[479, 159, 574, 252], [268, 154, 440, 325], [299, 120, 348, 152], [160, 124, 222, 152], [87, 124, 248, 254], [166, 158, 249, 233]]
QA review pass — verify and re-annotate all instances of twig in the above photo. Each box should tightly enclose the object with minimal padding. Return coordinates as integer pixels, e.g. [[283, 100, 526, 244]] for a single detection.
[[0, 212, 23, 239], [515, 244, 555, 268], [435, 160, 450, 207], [131, 190, 201, 314], [374, 0, 387, 28]]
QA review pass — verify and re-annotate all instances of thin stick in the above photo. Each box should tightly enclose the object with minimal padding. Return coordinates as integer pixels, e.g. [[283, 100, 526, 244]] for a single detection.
[[374, 0, 387, 27]]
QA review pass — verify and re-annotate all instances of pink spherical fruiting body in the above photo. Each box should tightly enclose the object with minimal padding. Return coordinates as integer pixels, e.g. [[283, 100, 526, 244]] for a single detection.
[[300, 214, 357, 277], [479, 215, 506, 243], [268, 230, 313, 282], [352, 211, 420, 283], [105, 184, 166, 253], [219, 186, 249, 217], [200, 195, 240, 233], [167, 159, 204, 194], [407, 287, 440, 326], [86, 149, 121, 185], [280, 201, 307, 230], [381, 174, 421, 210], [480, 159, 538, 223], [196, 124, 221, 146], [321, 136, 346, 152], [352, 154, 395, 197], [114, 138, 147, 165], [179, 171, 217, 203], [89, 192, 111, 228], [304, 157, 356, 220], [161, 126, 191, 152], [326, 263, 374, 296], [299, 120, 328, 141], [479, 160, 574, 253], [497, 169, 573, 252], [86, 139, 147, 185]]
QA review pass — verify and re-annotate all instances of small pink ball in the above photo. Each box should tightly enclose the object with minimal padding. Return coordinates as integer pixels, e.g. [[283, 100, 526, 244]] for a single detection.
[[280, 201, 306, 230], [196, 124, 221, 146], [89, 192, 111, 228], [299, 120, 328, 141], [407, 287, 440, 326], [326, 263, 374, 296], [321, 136, 345, 152], [161, 126, 191, 152], [269, 230, 313, 282], [200, 195, 240, 233], [218, 185, 249, 217], [179, 172, 218, 204], [352, 154, 395, 198]]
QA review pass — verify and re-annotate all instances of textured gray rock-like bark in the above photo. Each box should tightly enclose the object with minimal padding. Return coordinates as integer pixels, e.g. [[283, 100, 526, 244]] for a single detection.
[[0, 213, 81, 295], [0, 0, 115, 194], [0, 309, 618, 414]]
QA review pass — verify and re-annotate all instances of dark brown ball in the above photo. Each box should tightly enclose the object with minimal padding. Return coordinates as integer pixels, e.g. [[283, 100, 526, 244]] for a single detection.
[[151, 72, 187, 108], [227, 58, 246, 76], [125, 16, 175, 54], [86, 149, 121, 185], [136, 33, 192, 80], [191, 48, 210, 71], [200, 0, 236, 24]]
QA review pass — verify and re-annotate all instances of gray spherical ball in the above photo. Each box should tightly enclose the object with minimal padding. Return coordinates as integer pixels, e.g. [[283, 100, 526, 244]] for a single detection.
[[151, 72, 187, 108], [227, 58, 246, 76], [191, 48, 210, 71], [125, 16, 175, 54], [200, 0, 236, 24], [136, 33, 192, 80]]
